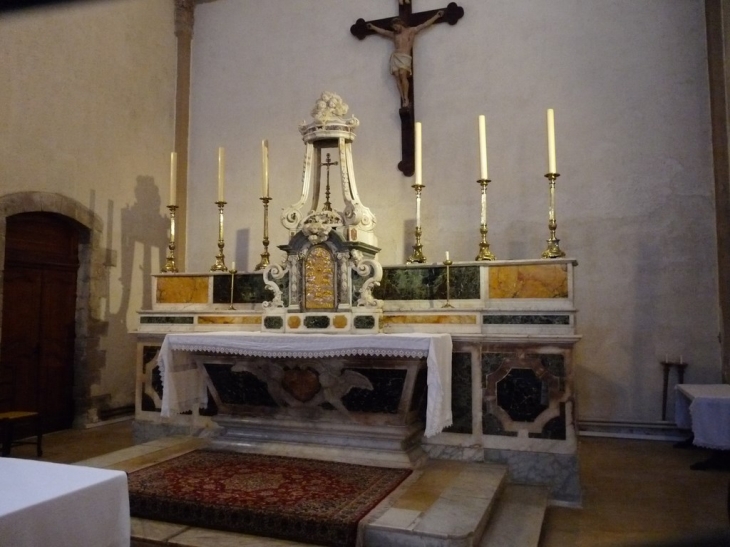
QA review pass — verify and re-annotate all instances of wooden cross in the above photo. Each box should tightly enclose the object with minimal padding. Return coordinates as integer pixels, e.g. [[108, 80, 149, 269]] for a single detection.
[[351, 1, 464, 177]]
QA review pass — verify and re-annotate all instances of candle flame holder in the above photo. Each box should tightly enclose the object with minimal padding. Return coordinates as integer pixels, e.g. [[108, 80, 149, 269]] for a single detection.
[[475, 178, 496, 261], [407, 184, 426, 264], [210, 200, 228, 271], [162, 204, 179, 273], [541, 173, 566, 259], [442, 259, 454, 308], [255, 196, 272, 271]]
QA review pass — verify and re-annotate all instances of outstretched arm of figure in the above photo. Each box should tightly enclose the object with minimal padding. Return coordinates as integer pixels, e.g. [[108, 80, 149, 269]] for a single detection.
[[414, 10, 444, 32], [367, 23, 394, 38]]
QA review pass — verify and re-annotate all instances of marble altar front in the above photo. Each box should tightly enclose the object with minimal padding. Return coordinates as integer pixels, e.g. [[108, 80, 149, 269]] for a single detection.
[[136, 258, 581, 504]]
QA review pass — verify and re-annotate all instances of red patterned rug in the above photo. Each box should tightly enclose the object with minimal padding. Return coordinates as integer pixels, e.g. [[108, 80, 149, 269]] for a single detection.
[[127, 449, 411, 546]]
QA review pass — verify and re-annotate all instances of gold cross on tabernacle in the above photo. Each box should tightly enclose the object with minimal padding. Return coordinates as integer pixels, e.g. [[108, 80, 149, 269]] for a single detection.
[[321, 153, 339, 212]]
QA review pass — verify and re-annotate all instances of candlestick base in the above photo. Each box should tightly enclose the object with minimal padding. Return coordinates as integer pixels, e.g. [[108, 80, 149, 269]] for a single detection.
[[255, 250, 271, 271], [407, 226, 426, 264], [541, 237, 566, 259], [475, 224, 496, 261]]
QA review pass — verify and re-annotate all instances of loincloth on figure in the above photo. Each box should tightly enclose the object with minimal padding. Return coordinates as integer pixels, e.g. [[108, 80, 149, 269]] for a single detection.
[[389, 52, 413, 74]]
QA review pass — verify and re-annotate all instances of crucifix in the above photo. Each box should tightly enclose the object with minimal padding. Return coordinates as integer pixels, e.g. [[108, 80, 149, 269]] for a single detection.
[[351, 1, 464, 177], [321, 152, 338, 212]]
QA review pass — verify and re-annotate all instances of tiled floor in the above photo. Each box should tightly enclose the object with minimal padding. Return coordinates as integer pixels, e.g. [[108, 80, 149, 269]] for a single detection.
[[6, 420, 730, 546]]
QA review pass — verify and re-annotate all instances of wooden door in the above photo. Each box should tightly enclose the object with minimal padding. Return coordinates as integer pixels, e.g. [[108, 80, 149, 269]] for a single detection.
[[1, 213, 81, 432]]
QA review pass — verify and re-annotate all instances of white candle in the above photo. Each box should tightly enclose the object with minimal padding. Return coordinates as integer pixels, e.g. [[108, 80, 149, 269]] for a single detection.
[[547, 109, 556, 174], [231, 261, 236, 271], [478, 115, 488, 180], [169, 152, 177, 206], [261, 139, 269, 198], [414, 122, 423, 186], [218, 147, 225, 201], [445, 251, 450, 261]]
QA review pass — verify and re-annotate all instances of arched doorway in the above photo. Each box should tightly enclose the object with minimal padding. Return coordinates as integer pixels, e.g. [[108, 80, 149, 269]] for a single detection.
[[0, 212, 86, 432]]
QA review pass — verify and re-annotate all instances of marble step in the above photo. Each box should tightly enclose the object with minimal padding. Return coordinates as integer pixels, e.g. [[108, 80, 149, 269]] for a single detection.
[[363, 460, 508, 547], [479, 484, 549, 547], [79, 435, 539, 547]]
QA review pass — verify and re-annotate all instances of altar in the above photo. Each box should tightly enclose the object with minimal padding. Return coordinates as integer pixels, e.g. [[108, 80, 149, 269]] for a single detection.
[[134, 94, 582, 504]]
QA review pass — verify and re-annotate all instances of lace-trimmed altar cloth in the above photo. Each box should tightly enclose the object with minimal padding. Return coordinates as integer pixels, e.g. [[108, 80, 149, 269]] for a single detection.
[[158, 332, 453, 437], [675, 383, 730, 450]]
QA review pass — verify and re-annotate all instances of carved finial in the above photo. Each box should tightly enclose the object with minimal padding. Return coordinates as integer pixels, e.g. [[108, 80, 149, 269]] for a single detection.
[[299, 92, 360, 143]]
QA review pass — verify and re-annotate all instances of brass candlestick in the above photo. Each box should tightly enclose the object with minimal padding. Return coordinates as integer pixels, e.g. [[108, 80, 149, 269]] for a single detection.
[[475, 178, 496, 261], [442, 259, 454, 308], [162, 204, 179, 272], [210, 200, 228, 271], [255, 196, 272, 271], [541, 173, 566, 258], [407, 184, 426, 264], [228, 266, 238, 309]]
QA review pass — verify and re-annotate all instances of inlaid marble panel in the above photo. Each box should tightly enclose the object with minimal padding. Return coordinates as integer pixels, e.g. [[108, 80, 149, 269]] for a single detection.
[[156, 276, 209, 304], [213, 273, 288, 305], [445, 352, 472, 434], [140, 316, 194, 325], [482, 314, 570, 325], [488, 264, 568, 299], [382, 315, 477, 326], [198, 316, 262, 325], [373, 266, 480, 300]]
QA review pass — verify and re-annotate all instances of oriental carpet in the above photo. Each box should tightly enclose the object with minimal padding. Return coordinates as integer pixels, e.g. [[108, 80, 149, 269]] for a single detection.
[[127, 449, 412, 547]]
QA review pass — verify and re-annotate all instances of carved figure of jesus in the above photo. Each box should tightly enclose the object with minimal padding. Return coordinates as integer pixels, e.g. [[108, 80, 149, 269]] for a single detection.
[[367, 10, 444, 108]]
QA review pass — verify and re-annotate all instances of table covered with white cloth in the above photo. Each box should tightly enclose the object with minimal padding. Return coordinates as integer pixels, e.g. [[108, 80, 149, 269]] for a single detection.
[[157, 331, 453, 437], [0, 458, 130, 547], [675, 383, 730, 450]]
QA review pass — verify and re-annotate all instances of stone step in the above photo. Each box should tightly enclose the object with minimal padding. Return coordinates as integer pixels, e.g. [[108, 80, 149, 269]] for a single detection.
[[363, 460, 508, 546], [80, 436, 544, 547], [479, 484, 549, 547]]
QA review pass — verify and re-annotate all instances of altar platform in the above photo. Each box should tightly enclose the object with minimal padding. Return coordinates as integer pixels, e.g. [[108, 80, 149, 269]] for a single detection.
[[78, 435, 549, 547]]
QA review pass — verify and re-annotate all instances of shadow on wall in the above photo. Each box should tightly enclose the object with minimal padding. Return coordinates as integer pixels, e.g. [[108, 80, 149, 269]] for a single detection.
[[118, 175, 168, 316]]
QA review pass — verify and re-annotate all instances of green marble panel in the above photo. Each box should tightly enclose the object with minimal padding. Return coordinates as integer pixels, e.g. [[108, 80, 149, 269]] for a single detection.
[[304, 316, 330, 329], [372, 266, 480, 301], [140, 316, 194, 324], [354, 315, 375, 329], [483, 315, 570, 325], [263, 316, 283, 330], [213, 273, 289, 306]]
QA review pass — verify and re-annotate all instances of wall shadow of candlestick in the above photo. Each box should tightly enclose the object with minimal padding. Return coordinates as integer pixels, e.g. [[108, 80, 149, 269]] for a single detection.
[[234, 228, 250, 272]]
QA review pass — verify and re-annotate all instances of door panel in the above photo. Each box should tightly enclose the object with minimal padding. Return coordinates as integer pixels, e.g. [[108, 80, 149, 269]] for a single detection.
[[1, 213, 81, 433]]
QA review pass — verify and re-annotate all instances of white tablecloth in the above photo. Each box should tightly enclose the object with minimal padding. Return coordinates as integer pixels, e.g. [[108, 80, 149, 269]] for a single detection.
[[0, 458, 130, 547], [675, 383, 730, 449], [158, 331, 453, 437]]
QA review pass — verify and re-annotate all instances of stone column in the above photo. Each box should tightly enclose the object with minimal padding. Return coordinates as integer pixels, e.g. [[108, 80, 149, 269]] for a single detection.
[[705, 0, 730, 383], [172, 0, 196, 270]]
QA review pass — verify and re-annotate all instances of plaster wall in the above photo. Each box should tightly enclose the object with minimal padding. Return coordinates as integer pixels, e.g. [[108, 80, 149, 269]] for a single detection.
[[188, 0, 720, 423], [0, 0, 177, 414]]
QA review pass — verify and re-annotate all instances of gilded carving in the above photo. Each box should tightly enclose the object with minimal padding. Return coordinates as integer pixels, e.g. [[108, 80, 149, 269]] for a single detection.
[[304, 246, 336, 310]]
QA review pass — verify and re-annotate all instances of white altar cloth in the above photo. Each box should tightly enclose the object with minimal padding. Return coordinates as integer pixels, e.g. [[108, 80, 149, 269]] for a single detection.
[[675, 383, 730, 450], [0, 458, 130, 547], [158, 332, 453, 437]]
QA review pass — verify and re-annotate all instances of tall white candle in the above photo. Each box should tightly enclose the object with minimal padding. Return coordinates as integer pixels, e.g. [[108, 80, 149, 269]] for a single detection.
[[169, 152, 177, 206], [261, 139, 269, 198], [547, 109, 556, 173], [478, 115, 488, 180], [445, 251, 450, 261], [218, 147, 225, 201], [231, 261, 236, 271], [414, 122, 423, 186]]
